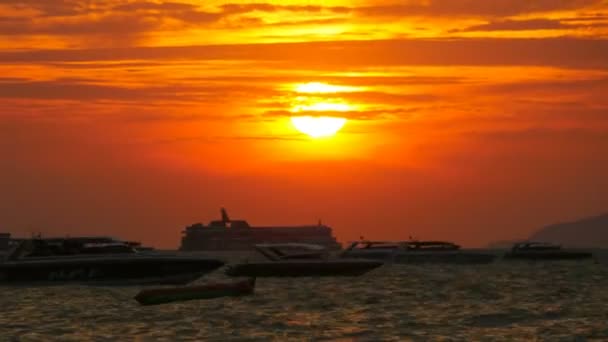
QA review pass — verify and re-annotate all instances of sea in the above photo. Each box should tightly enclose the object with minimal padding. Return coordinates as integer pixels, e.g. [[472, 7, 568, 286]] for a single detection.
[[2, 250, 608, 341]]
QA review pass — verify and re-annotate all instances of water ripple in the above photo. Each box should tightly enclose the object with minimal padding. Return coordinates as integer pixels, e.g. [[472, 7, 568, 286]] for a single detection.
[[1, 261, 608, 340]]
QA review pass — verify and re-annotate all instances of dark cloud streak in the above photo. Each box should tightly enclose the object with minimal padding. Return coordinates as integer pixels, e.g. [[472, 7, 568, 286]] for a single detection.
[[353, 0, 602, 18], [453, 18, 608, 32], [2, 0, 604, 39], [1, 38, 607, 69]]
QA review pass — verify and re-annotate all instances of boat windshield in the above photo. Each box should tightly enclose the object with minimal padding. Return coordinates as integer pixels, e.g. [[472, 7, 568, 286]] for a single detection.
[[254, 243, 328, 261], [351, 241, 403, 249], [406, 241, 460, 251]]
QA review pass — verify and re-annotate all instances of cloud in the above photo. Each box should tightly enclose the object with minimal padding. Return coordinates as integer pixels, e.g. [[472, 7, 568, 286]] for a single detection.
[[5, 0, 87, 16], [220, 3, 350, 15], [0, 1, 218, 38], [453, 18, 608, 32], [8, 0, 599, 19], [486, 77, 608, 94], [0, 78, 179, 100], [113, 2, 199, 12], [263, 108, 421, 121], [3, 0, 604, 41], [457, 19, 568, 32], [0, 77, 275, 102], [0, 1, 350, 38], [354, 0, 603, 18], [0, 14, 160, 36], [1, 38, 607, 69], [111, 2, 222, 24]]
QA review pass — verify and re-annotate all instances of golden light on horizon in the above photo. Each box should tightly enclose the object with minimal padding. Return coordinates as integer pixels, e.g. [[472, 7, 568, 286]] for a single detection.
[[294, 82, 361, 94], [291, 116, 347, 138], [292, 102, 353, 112]]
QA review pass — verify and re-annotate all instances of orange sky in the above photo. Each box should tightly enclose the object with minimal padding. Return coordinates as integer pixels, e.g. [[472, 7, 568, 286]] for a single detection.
[[1, 0, 608, 248]]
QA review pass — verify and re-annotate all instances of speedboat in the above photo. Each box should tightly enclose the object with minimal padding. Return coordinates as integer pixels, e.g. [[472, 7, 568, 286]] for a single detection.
[[0, 237, 225, 285], [340, 240, 496, 264], [134, 277, 256, 306], [225, 243, 383, 277], [503, 242, 593, 260]]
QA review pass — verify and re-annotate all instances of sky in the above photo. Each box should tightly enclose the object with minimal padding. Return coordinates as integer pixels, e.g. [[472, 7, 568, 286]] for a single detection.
[[1, 0, 608, 248]]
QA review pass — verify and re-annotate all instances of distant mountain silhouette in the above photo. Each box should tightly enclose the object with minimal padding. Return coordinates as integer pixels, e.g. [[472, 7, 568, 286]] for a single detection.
[[529, 213, 608, 248]]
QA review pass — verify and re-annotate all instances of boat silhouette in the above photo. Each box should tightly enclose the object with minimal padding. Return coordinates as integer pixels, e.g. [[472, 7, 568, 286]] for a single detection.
[[225, 243, 383, 277], [134, 277, 256, 305], [341, 240, 496, 264], [503, 242, 593, 261], [0, 237, 225, 285]]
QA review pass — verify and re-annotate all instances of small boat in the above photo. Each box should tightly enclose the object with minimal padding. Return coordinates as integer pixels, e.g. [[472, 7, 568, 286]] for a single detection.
[[0, 237, 225, 285], [503, 242, 593, 260], [225, 243, 383, 277], [340, 240, 496, 264], [134, 277, 256, 305]]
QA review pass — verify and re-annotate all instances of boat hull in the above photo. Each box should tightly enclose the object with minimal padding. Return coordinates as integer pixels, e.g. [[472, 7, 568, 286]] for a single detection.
[[503, 251, 593, 261], [393, 252, 496, 264], [225, 260, 383, 277], [0, 255, 225, 285], [134, 278, 255, 305], [342, 251, 496, 264]]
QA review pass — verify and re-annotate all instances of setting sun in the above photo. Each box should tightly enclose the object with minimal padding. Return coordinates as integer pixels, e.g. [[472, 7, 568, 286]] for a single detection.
[[3, 0, 608, 338], [290, 116, 347, 138]]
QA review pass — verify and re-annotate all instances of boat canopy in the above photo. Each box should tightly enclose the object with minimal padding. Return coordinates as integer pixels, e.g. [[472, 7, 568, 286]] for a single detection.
[[4, 237, 137, 260], [254, 243, 328, 261]]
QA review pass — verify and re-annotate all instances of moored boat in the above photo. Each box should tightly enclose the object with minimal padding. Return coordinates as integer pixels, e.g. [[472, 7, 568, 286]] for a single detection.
[[225, 243, 383, 277], [340, 240, 496, 264], [134, 277, 256, 305], [0, 237, 225, 285], [503, 242, 593, 261]]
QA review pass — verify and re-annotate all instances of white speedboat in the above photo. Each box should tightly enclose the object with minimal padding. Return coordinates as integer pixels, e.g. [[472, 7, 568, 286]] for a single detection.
[[225, 243, 383, 277]]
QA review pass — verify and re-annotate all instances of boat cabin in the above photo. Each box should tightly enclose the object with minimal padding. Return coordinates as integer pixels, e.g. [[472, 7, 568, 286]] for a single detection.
[[4, 237, 137, 260]]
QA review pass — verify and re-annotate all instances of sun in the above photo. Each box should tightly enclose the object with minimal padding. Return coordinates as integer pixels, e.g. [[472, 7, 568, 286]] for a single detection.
[[291, 116, 347, 138], [287, 82, 355, 138]]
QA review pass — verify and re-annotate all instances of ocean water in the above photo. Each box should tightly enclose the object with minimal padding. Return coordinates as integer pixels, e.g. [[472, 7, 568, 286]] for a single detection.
[[2, 256, 608, 341]]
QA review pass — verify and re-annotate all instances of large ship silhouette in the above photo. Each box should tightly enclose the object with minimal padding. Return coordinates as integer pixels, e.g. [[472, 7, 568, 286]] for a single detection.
[[180, 208, 341, 251]]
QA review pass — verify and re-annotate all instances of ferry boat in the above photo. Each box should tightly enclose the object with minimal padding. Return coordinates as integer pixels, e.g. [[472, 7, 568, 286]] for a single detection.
[[503, 242, 593, 260], [340, 240, 496, 264], [0, 237, 225, 285], [180, 208, 341, 251]]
